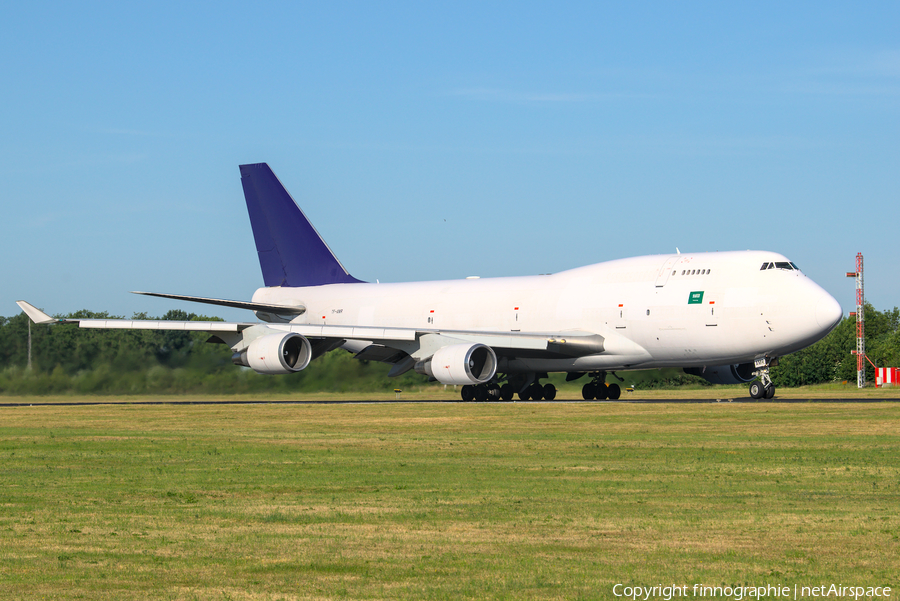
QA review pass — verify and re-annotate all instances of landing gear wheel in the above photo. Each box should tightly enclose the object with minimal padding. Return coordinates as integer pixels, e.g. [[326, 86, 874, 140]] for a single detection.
[[751, 357, 777, 400], [607, 383, 621, 400], [529, 382, 544, 401], [518, 389, 531, 401], [542, 383, 557, 401], [461, 385, 475, 402], [749, 381, 764, 399], [500, 383, 515, 401], [594, 382, 609, 400], [487, 383, 500, 400], [474, 385, 489, 402], [582, 383, 596, 400]]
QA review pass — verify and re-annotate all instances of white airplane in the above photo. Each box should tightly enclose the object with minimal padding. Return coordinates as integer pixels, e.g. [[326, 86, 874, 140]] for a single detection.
[[18, 163, 843, 401]]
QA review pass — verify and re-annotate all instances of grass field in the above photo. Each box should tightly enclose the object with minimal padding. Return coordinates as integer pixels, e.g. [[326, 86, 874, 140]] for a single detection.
[[0, 399, 897, 600]]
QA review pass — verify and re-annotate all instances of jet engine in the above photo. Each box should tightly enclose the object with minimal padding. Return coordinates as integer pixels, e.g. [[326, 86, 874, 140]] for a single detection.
[[233, 332, 312, 375], [415, 343, 497, 385], [684, 363, 755, 385]]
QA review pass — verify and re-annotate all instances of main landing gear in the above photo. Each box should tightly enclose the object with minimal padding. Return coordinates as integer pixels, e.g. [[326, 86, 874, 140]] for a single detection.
[[459, 374, 557, 402], [460, 383, 498, 402], [749, 357, 777, 400], [507, 373, 556, 401], [580, 371, 621, 401], [516, 380, 557, 401]]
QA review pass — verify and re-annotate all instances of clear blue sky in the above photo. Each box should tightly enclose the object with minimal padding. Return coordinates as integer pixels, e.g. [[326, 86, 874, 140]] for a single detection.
[[3, 2, 898, 322]]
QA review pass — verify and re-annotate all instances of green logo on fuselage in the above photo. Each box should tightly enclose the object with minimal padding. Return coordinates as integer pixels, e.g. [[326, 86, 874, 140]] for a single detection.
[[688, 291, 704, 304]]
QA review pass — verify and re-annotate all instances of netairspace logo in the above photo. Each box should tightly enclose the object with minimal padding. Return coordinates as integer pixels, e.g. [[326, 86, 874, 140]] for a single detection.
[[612, 583, 892, 601]]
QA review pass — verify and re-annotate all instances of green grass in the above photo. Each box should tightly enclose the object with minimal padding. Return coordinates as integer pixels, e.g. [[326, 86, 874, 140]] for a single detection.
[[0, 401, 897, 599]]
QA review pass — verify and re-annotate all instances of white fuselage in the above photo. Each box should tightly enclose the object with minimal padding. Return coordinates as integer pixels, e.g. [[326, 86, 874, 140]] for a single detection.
[[252, 250, 842, 374]]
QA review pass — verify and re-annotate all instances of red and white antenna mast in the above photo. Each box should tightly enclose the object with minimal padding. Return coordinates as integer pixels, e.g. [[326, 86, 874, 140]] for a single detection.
[[846, 253, 865, 388]]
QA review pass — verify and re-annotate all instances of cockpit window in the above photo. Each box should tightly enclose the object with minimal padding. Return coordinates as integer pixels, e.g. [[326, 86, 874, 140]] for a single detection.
[[761, 261, 800, 271]]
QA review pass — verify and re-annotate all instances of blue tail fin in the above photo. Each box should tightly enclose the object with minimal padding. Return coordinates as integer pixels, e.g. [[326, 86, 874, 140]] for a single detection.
[[239, 163, 364, 287]]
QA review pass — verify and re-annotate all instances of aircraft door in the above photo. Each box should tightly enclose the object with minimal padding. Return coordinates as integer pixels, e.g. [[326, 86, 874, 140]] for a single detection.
[[655, 256, 681, 287], [705, 294, 718, 327], [614, 303, 627, 330]]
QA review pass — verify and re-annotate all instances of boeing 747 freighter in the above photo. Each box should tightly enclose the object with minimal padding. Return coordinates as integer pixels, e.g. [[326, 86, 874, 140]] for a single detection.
[[18, 163, 843, 400]]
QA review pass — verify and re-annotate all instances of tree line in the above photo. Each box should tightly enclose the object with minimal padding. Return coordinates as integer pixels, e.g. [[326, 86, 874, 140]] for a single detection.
[[1, 303, 898, 395]]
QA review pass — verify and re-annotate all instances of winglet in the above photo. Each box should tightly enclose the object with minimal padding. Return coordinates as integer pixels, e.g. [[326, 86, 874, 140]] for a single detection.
[[239, 163, 364, 287], [16, 301, 59, 324]]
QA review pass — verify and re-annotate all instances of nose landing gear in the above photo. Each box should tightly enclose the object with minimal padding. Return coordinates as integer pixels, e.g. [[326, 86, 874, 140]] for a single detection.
[[749, 357, 777, 399]]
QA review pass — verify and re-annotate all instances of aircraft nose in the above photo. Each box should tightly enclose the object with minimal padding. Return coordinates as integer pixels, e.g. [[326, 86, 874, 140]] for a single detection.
[[815, 292, 843, 331]]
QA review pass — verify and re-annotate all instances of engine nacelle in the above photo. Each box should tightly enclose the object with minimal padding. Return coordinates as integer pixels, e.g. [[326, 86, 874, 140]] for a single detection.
[[233, 332, 312, 375], [415, 343, 498, 385], [684, 363, 755, 385]]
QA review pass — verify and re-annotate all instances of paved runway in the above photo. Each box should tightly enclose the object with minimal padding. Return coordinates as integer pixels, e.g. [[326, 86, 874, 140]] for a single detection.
[[2, 397, 898, 407]]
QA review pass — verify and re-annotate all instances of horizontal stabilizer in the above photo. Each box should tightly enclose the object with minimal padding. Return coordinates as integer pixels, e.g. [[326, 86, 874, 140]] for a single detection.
[[131, 291, 306, 315]]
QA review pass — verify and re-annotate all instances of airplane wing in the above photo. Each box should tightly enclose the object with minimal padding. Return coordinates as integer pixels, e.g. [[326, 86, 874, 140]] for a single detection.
[[17, 300, 609, 356], [17, 299, 652, 385], [17, 300, 603, 354], [16, 300, 250, 332]]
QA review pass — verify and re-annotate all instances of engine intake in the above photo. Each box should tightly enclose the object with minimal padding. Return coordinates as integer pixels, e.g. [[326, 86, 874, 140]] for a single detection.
[[233, 332, 312, 375], [684, 363, 755, 385], [415, 343, 498, 386]]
